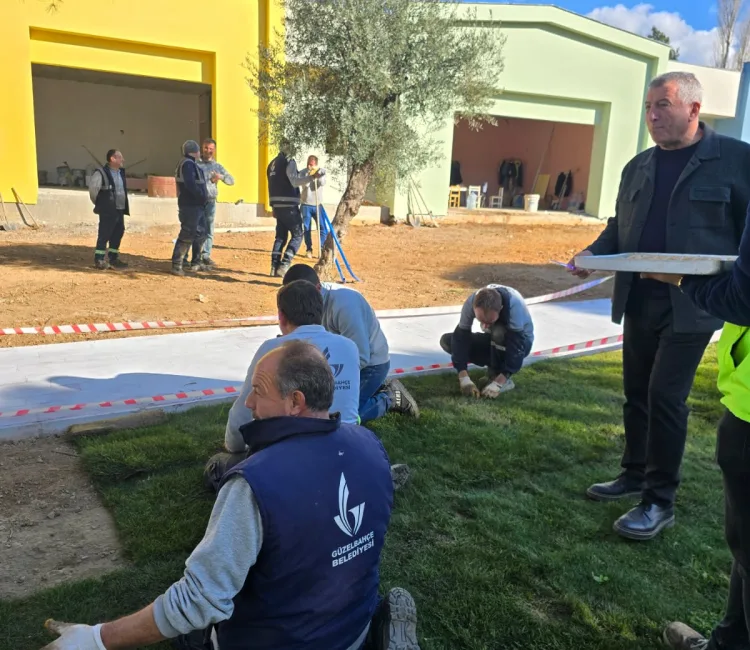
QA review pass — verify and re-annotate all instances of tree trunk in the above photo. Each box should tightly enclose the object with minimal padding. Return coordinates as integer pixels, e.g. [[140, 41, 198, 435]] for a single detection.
[[314, 159, 374, 278]]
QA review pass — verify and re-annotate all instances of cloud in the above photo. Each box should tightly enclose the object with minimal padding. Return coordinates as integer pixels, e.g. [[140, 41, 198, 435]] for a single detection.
[[587, 3, 718, 66]]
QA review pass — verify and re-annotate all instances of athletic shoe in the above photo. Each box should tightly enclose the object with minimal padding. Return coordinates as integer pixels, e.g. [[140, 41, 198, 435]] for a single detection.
[[201, 257, 216, 270], [385, 379, 420, 419], [275, 263, 290, 278], [171, 266, 185, 277], [373, 588, 420, 650], [94, 259, 109, 270], [390, 464, 411, 491], [662, 622, 709, 650]]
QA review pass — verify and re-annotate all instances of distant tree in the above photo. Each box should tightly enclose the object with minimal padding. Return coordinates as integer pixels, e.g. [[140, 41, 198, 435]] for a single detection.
[[714, 0, 750, 69], [647, 25, 680, 60], [247, 0, 505, 273]]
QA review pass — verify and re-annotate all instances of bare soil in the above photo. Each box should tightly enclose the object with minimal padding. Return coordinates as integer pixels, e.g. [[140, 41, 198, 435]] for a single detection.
[[0, 436, 123, 600], [0, 221, 608, 598], [0, 222, 607, 349]]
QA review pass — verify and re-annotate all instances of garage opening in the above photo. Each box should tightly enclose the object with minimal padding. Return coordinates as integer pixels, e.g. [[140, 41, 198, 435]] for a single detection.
[[450, 116, 594, 212], [31, 64, 211, 193]]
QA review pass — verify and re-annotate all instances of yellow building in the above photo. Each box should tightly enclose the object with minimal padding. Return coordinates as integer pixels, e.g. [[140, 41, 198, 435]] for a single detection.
[[0, 0, 280, 211]]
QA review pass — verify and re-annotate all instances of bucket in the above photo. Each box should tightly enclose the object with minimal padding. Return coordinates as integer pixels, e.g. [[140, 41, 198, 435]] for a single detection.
[[524, 194, 540, 212], [148, 175, 177, 198]]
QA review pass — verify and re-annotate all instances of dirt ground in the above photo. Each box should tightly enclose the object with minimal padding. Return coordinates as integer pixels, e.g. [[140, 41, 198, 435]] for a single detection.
[[0, 436, 123, 600], [0, 221, 609, 598], [0, 222, 607, 349]]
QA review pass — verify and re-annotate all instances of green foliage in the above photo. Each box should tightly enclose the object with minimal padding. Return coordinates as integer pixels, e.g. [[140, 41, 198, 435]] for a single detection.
[[1, 350, 732, 649], [647, 26, 680, 60], [247, 0, 505, 185]]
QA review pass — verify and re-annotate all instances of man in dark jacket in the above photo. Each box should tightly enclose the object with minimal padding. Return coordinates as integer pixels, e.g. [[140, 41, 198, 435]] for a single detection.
[[171, 140, 208, 277], [440, 284, 534, 398], [40, 341, 420, 650], [88, 149, 129, 270], [568, 71, 750, 541], [266, 141, 321, 278]]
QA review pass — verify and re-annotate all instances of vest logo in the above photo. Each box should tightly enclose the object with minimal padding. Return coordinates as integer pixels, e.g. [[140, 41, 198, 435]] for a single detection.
[[334, 473, 365, 537], [322, 347, 344, 379]]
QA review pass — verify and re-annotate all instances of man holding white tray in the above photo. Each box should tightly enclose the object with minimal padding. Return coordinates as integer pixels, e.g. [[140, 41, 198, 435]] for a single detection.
[[568, 71, 750, 541]]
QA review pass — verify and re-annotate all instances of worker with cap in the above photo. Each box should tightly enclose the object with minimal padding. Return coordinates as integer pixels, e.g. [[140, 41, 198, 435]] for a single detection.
[[171, 140, 209, 277]]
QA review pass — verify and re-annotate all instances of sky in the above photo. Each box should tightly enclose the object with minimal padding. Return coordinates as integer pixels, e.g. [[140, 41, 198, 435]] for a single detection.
[[475, 1, 719, 66]]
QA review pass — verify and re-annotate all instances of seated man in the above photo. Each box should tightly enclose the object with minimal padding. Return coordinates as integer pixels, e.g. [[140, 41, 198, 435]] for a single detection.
[[207, 279, 360, 491], [41, 341, 420, 650], [283, 264, 419, 423], [440, 284, 534, 398]]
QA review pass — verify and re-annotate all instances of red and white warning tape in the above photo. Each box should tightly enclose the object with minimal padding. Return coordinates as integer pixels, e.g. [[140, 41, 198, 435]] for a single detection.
[[0, 330, 624, 420], [0, 275, 612, 336]]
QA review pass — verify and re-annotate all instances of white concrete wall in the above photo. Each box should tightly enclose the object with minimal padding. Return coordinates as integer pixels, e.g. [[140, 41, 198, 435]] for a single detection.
[[32, 77, 200, 182], [667, 61, 741, 119]]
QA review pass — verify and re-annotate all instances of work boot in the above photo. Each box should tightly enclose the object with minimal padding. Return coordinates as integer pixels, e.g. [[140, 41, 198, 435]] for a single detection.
[[108, 257, 129, 270], [190, 262, 206, 273], [171, 265, 186, 277], [201, 257, 216, 270], [373, 588, 420, 650], [385, 379, 420, 419], [391, 464, 412, 491], [586, 475, 644, 502], [94, 259, 109, 270], [662, 622, 709, 650]]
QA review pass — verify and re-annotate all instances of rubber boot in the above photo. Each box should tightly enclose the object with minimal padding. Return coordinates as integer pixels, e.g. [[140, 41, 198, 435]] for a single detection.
[[172, 240, 191, 277]]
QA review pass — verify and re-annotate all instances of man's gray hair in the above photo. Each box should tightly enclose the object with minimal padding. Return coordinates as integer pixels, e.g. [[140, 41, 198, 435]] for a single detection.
[[275, 340, 334, 412], [649, 71, 703, 105]]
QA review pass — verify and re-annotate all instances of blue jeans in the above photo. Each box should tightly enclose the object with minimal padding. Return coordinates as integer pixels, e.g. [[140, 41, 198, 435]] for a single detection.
[[301, 204, 330, 252], [359, 362, 391, 423], [203, 201, 216, 258]]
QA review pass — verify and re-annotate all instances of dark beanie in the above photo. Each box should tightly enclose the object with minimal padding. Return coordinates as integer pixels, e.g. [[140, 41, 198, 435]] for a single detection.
[[182, 140, 200, 156]]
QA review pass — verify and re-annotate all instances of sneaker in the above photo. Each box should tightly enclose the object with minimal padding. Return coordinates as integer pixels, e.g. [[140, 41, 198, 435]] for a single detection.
[[94, 259, 109, 270], [171, 266, 185, 277], [275, 263, 290, 278], [390, 464, 411, 491], [190, 262, 206, 273], [270, 263, 279, 277], [306, 250, 314, 259], [108, 258, 129, 270], [201, 257, 216, 270], [663, 622, 709, 650], [374, 588, 420, 650], [385, 379, 420, 419]]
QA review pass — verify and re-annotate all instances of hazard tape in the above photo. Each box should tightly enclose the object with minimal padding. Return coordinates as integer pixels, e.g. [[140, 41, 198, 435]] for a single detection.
[[0, 331, 624, 420], [0, 276, 612, 336]]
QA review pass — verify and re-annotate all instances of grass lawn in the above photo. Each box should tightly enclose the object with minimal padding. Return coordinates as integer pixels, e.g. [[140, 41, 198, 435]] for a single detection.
[[1, 349, 733, 650]]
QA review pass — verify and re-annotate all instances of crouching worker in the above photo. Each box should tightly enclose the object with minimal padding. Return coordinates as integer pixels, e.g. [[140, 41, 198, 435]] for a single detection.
[[40, 341, 421, 650], [440, 284, 534, 398]]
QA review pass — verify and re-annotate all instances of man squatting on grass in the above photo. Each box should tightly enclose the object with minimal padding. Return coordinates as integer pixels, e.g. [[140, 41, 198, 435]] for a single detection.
[[440, 284, 534, 398], [282, 264, 420, 423], [642, 205, 750, 650], [40, 341, 421, 650]]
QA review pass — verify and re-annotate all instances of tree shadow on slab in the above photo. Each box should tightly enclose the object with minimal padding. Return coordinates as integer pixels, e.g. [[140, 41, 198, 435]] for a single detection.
[[0, 242, 244, 284]]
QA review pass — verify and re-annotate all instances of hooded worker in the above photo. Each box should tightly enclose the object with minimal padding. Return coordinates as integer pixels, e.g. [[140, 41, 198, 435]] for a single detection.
[[171, 140, 208, 277]]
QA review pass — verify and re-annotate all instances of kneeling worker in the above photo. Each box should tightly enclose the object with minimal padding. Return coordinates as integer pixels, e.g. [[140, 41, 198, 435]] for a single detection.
[[41, 341, 421, 650], [208, 278, 361, 490], [440, 284, 534, 397]]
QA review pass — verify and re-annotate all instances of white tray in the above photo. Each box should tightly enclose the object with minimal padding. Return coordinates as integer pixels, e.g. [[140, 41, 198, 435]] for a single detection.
[[574, 253, 737, 275]]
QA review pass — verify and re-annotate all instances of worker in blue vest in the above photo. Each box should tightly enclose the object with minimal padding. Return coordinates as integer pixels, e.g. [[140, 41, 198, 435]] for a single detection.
[[171, 140, 208, 277], [40, 340, 421, 650], [87, 149, 129, 270], [266, 141, 321, 278]]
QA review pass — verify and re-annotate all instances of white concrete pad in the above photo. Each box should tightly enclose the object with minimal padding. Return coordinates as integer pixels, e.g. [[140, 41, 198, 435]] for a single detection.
[[0, 299, 622, 439]]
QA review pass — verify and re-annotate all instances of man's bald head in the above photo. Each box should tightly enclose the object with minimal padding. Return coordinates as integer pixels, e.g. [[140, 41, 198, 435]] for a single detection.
[[245, 340, 334, 419]]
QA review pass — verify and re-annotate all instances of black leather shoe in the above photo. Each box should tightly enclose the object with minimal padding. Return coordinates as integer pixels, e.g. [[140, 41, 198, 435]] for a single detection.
[[586, 476, 644, 501], [613, 502, 675, 541]]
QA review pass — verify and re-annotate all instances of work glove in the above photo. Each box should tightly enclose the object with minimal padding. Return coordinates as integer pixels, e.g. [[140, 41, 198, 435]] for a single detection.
[[40, 619, 106, 650], [481, 378, 515, 399], [459, 375, 480, 398]]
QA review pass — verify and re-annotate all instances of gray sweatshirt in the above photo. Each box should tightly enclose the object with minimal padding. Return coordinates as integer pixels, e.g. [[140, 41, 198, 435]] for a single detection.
[[197, 159, 235, 202], [224, 325, 361, 452], [321, 283, 390, 369], [153, 477, 369, 648], [300, 169, 326, 206]]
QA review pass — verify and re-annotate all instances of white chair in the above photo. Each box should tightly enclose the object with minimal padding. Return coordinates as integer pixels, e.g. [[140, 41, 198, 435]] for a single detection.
[[467, 185, 481, 209]]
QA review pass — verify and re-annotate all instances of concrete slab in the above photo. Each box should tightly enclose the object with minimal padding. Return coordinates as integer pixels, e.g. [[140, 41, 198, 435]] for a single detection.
[[0, 299, 623, 440]]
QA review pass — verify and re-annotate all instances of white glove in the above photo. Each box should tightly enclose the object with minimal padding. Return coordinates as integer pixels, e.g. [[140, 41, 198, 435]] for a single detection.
[[481, 378, 515, 399], [459, 375, 479, 398], [41, 620, 107, 650]]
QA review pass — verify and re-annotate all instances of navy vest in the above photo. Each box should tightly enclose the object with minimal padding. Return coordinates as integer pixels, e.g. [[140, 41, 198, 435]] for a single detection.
[[93, 166, 129, 217], [267, 152, 300, 207], [493, 286, 512, 329], [175, 156, 207, 207], [218, 415, 393, 650]]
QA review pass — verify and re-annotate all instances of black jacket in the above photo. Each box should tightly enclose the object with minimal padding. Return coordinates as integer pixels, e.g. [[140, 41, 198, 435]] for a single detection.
[[175, 156, 208, 208], [587, 124, 750, 333]]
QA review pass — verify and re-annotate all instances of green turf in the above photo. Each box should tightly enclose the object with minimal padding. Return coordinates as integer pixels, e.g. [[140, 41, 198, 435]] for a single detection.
[[0, 349, 733, 650]]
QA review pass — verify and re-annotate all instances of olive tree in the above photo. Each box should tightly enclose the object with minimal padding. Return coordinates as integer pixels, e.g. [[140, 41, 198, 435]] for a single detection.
[[247, 0, 505, 272]]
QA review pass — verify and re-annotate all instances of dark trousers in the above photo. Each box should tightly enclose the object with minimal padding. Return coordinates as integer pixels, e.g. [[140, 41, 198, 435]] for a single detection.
[[95, 210, 125, 259], [439, 323, 509, 377], [172, 204, 207, 267], [271, 205, 303, 268], [204, 451, 249, 493], [709, 411, 750, 650], [620, 298, 712, 506]]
